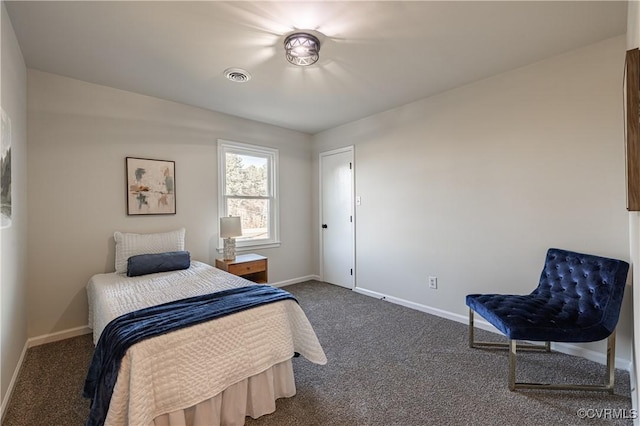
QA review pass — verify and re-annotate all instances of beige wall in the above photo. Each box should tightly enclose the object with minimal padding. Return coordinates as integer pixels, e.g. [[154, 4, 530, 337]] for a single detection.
[[26, 70, 314, 337], [628, 0, 639, 49], [0, 1, 28, 414], [313, 36, 632, 363]]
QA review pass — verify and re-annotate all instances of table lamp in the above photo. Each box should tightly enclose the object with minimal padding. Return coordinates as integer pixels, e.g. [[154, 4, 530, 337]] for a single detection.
[[220, 216, 242, 260]]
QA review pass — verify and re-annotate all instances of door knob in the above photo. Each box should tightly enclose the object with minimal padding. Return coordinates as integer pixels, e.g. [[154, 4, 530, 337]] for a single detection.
[[322, 224, 328, 229]]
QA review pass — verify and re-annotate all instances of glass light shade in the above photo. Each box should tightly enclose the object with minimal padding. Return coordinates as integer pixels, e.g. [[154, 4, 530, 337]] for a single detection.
[[284, 32, 320, 66]]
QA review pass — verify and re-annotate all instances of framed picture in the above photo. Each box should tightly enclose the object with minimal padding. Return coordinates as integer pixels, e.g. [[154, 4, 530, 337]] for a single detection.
[[1, 109, 11, 229], [627, 48, 640, 210], [126, 157, 176, 215]]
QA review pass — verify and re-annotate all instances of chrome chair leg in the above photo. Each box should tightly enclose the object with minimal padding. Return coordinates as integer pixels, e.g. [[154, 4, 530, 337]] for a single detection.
[[509, 339, 517, 391], [469, 309, 616, 392], [507, 331, 615, 392], [468, 308, 474, 348], [468, 308, 549, 351]]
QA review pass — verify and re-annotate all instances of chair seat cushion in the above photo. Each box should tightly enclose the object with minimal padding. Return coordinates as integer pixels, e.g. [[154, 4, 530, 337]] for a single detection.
[[466, 293, 612, 342]]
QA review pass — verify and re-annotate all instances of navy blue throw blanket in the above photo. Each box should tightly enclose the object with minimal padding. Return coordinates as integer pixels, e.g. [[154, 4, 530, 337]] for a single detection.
[[83, 285, 296, 426]]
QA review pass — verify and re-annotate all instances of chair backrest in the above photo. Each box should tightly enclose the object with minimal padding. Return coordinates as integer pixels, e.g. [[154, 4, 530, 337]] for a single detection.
[[531, 248, 629, 342]]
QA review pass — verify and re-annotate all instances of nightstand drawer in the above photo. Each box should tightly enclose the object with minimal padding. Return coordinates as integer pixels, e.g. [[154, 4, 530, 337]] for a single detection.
[[216, 254, 268, 283], [228, 259, 266, 276]]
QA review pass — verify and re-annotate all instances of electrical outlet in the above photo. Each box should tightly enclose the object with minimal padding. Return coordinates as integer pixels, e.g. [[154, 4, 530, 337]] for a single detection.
[[428, 276, 437, 289]]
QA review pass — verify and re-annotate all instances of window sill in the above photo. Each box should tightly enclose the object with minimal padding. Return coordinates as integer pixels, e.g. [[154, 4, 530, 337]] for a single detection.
[[216, 241, 281, 254]]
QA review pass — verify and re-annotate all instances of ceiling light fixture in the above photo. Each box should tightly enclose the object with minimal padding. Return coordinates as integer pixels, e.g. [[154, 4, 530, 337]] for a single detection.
[[284, 32, 320, 66]]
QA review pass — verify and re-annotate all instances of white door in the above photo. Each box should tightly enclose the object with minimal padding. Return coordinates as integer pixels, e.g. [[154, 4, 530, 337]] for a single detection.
[[320, 147, 354, 289]]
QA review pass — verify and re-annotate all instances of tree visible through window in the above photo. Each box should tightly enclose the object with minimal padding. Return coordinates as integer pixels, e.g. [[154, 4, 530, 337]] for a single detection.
[[218, 140, 279, 248]]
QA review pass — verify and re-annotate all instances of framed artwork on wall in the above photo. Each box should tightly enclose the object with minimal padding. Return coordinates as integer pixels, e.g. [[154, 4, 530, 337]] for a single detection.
[[627, 48, 640, 211], [126, 157, 176, 215], [1, 109, 11, 229]]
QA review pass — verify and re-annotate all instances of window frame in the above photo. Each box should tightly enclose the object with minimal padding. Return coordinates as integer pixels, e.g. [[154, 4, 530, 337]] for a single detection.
[[217, 139, 280, 251]]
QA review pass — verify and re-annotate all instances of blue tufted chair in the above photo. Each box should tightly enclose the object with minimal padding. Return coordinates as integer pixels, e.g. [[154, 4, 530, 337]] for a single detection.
[[466, 248, 629, 392]]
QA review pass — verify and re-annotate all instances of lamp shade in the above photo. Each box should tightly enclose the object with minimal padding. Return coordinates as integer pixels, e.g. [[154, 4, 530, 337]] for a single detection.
[[284, 32, 320, 66], [220, 216, 242, 238]]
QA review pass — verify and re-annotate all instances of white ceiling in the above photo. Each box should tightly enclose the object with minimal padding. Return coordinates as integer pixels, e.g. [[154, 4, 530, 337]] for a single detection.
[[5, 1, 628, 134]]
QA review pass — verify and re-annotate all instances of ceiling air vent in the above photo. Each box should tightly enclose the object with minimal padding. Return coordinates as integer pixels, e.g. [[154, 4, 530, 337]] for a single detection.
[[224, 68, 251, 83]]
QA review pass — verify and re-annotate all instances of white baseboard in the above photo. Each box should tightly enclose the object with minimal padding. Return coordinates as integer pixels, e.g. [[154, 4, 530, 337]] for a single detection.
[[0, 341, 28, 422], [27, 325, 92, 348], [271, 275, 321, 288], [353, 286, 631, 370]]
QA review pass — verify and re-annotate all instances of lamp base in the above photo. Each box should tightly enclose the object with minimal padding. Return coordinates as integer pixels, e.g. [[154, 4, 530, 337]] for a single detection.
[[223, 237, 236, 261]]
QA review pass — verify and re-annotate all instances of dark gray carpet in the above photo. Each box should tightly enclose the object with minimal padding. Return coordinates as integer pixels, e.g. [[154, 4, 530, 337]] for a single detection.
[[2, 281, 634, 425]]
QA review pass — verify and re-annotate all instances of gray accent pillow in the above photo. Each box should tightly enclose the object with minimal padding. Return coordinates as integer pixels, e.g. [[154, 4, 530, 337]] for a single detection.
[[127, 251, 191, 277]]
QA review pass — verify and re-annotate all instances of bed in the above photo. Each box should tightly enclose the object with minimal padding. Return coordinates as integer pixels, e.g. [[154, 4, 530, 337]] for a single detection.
[[84, 229, 327, 426]]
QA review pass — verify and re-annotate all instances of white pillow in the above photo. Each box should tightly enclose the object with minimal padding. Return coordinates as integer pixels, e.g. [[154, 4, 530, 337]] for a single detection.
[[114, 228, 186, 274]]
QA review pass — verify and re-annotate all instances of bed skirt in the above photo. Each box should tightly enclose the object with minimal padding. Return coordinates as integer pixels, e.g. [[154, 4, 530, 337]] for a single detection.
[[152, 359, 295, 426]]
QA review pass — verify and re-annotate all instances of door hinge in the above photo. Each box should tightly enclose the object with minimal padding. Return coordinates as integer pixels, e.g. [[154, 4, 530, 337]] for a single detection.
[[349, 162, 352, 170], [350, 215, 352, 223], [350, 268, 353, 276]]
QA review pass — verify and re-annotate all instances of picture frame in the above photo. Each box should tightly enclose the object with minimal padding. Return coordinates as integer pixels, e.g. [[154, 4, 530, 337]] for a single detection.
[[1, 108, 11, 228], [627, 48, 640, 211], [126, 157, 176, 215]]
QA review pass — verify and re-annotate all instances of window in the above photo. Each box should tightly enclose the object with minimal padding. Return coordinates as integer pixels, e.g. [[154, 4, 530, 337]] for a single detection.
[[218, 140, 279, 250]]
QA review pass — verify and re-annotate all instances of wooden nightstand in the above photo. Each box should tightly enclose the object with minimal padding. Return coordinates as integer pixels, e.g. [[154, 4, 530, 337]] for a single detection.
[[215, 254, 268, 284]]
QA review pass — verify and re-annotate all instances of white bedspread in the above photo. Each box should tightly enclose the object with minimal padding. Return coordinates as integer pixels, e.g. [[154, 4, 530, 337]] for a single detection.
[[86, 261, 327, 426]]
